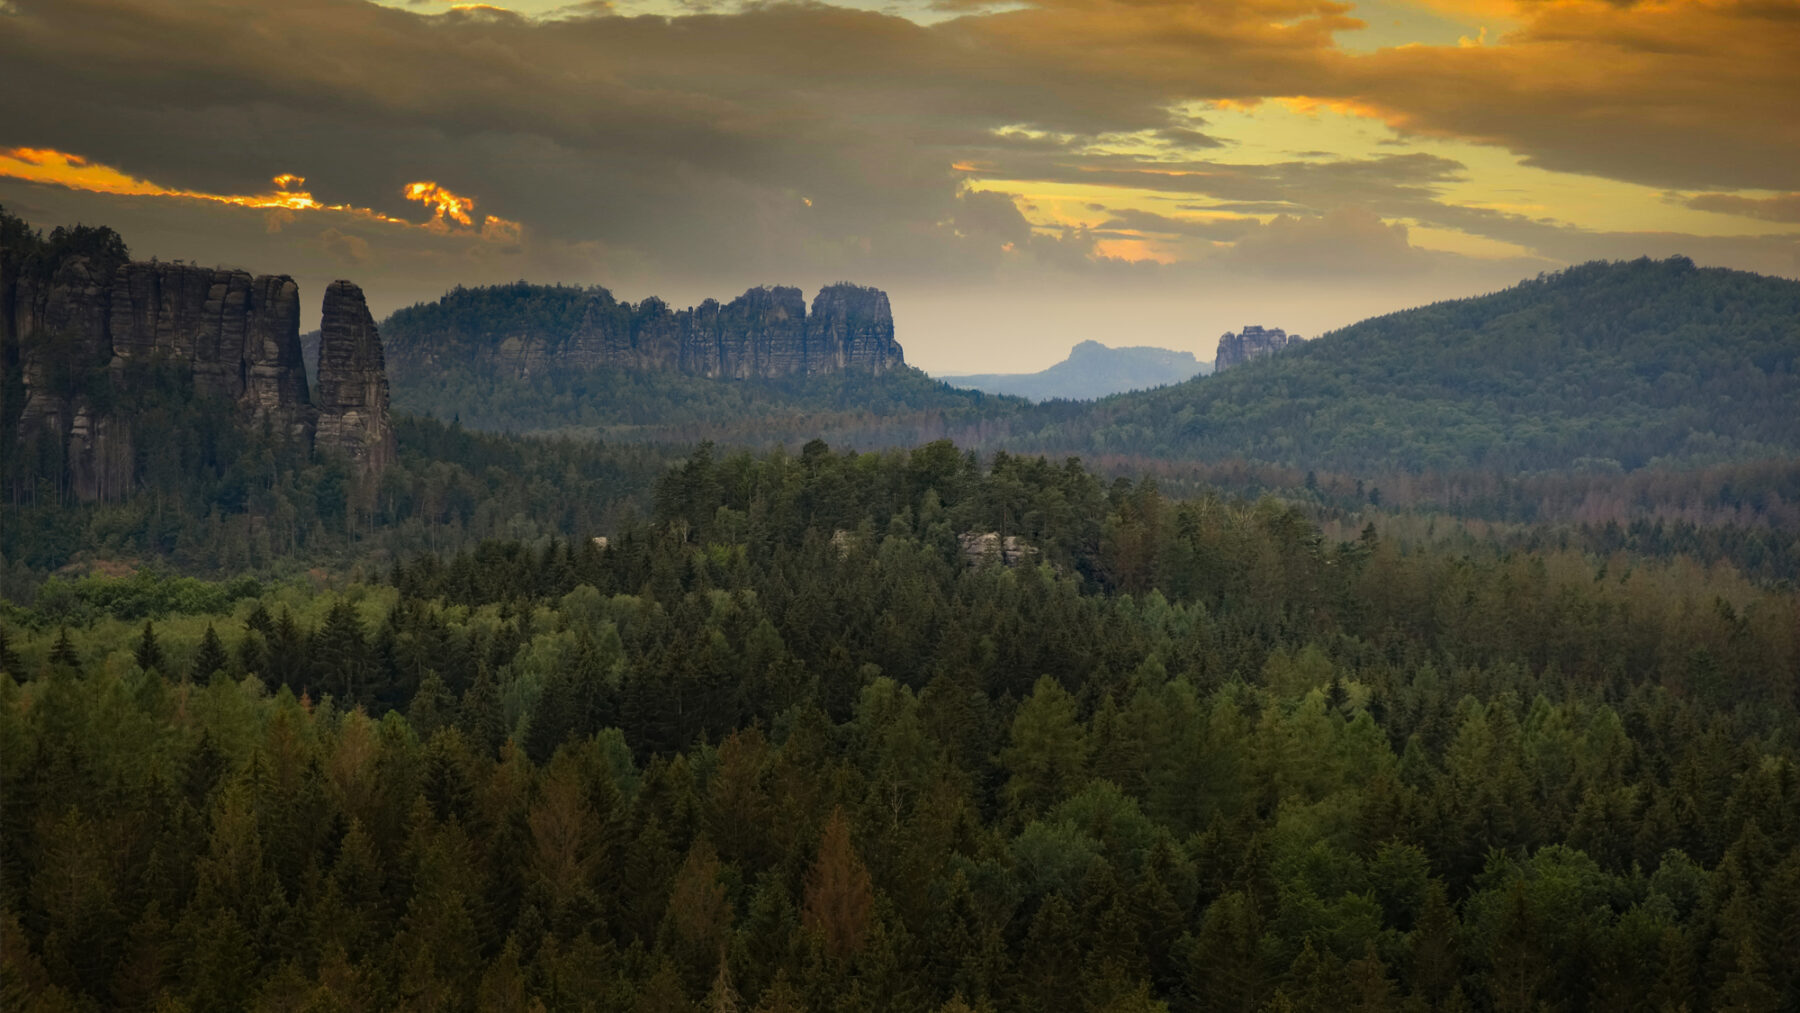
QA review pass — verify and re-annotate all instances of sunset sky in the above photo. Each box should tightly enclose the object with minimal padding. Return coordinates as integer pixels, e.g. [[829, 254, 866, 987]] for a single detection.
[[2, 0, 1795, 371]]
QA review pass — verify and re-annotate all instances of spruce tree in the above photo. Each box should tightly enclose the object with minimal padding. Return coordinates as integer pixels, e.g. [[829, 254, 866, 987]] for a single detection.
[[192, 624, 228, 683], [134, 620, 164, 673], [49, 627, 80, 668], [311, 601, 368, 707], [802, 807, 874, 962]]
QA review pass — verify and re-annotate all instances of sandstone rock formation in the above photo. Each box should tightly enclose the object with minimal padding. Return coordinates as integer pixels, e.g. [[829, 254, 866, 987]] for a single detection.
[[394, 281, 904, 380], [958, 531, 1038, 567], [314, 280, 396, 476], [5, 248, 395, 499], [805, 284, 900, 376], [1214, 325, 1298, 372]]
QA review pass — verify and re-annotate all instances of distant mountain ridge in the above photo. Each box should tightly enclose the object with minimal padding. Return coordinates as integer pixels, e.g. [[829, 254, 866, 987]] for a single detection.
[[941, 340, 1208, 401], [996, 257, 1800, 472], [372, 281, 1010, 434], [382, 280, 902, 382]]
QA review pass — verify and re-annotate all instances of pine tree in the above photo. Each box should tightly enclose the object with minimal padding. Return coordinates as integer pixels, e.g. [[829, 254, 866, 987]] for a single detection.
[[802, 807, 875, 962], [1487, 881, 1547, 1013], [751, 972, 806, 1013], [1001, 675, 1089, 819], [475, 937, 531, 1012], [1648, 926, 1697, 1013], [1020, 892, 1081, 1010], [312, 600, 368, 707], [635, 958, 692, 1013], [409, 670, 456, 741], [49, 627, 80, 668], [192, 624, 228, 683], [1409, 880, 1459, 1005], [1345, 940, 1395, 1012], [1185, 891, 1266, 1013], [706, 950, 743, 1013], [265, 607, 307, 692], [134, 620, 164, 673], [459, 664, 508, 757], [1713, 937, 1779, 1013]]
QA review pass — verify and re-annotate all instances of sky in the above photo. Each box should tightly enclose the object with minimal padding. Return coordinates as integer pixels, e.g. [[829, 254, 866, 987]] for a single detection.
[[1, 0, 1796, 372]]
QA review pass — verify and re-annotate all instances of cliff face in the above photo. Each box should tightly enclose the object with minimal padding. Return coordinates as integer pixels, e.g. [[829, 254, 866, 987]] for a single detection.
[[393, 281, 904, 380], [1214, 325, 1298, 372], [5, 252, 393, 500], [314, 281, 396, 477], [806, 284, 902, 376]]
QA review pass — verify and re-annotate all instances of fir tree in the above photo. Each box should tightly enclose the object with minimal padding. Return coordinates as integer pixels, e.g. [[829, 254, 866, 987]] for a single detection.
[[134, 620, 164, 673], [49, 627, 81, 668], [191, 624, 228, 683], [802, 807, 874, 962]]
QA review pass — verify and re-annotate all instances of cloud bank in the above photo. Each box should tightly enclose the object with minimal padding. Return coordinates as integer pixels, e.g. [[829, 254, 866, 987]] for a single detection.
[[1, 0, 1793, 369]]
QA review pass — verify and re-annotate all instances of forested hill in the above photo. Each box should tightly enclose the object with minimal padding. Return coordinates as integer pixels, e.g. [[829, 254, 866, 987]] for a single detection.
[[1001, 258, 1800, 473], [380, 282, 596, 374], [5, 443, 1797, 1011]]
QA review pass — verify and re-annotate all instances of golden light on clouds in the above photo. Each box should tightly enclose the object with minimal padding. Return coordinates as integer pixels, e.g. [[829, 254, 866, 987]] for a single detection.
[[0, 148, 522, 243], [1093, 237, 1178, 264], [404, 181, 476, 227]]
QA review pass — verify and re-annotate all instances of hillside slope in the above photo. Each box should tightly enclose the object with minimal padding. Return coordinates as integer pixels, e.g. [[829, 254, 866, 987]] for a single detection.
[[1004, 258, 1800, 472], [939, 340, 1208, 400]]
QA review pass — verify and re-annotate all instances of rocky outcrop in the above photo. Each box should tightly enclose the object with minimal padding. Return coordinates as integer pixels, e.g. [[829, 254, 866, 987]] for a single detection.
[[9, 255, 116, 448], [395, 281, 905, 380], [806, 284, 902, 376], [106, 263, 314, 436], [314, 281, 396, 476], [4, 243, 393, 499], [959, 531, 1038, 567], [1214, 325, 1298, 372]]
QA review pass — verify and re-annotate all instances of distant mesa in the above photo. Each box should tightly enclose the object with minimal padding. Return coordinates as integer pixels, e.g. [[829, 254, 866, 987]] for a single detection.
[[385, 281, 903, 381], [1214, 325, 1299, 372], [3, 234, 395, 501], [941, 339, 1207, 401]]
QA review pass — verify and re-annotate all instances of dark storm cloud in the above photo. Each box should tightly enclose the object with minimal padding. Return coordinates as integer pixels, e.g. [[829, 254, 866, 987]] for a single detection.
[[0, 0, 1792, 338], [1685, 192, 1800, 224]]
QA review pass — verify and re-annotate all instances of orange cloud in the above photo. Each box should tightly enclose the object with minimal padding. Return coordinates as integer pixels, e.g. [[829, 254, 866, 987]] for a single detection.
[[1093, 236, 1178, 264], [404, 181, 477, 228], [0, 147, 522, 240], [0, 149, 401, 219]]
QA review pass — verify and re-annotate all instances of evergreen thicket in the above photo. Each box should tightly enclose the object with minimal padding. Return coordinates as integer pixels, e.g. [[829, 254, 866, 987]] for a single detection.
[[5, 443, 1797, 1012]]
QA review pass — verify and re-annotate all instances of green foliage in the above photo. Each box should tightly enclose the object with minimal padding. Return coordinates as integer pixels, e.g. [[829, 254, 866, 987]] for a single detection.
[[382, 281, 597, 363], [1, 415, 675, 599], [14, 570, 264, 627], [4, 442, 1797, 1009]]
